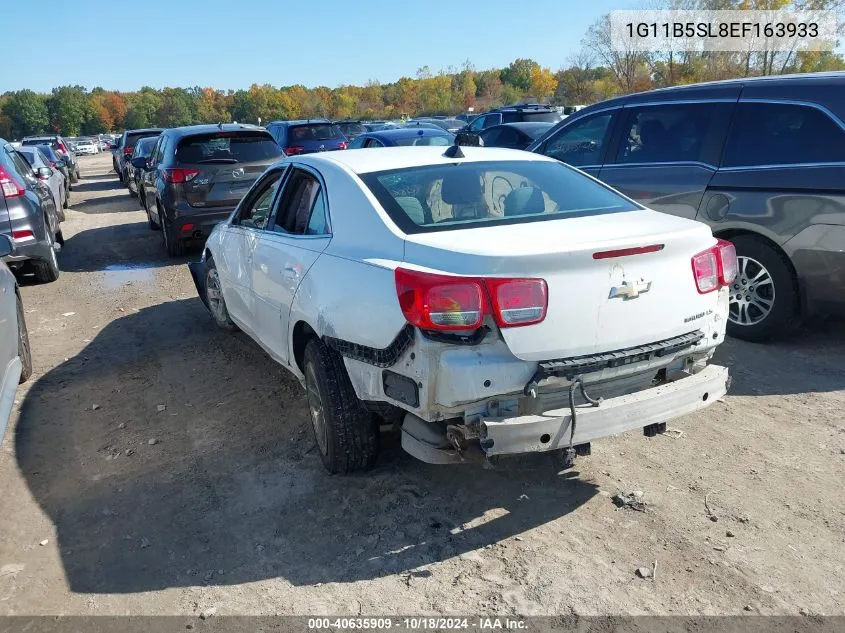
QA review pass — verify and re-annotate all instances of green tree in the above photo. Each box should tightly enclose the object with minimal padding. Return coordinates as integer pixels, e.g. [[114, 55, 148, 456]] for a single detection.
[[47, 85, 90, 135], [500, 59, 540, 92], [124, 87, 162, 129], [156, 87, 196, 127], [2, 90, 49, 138]]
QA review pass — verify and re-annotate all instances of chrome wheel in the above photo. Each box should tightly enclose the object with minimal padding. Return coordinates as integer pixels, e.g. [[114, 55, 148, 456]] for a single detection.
[[305, 362, 328, 455], [205, 266, 227, 323], [729, 255, 775, 326]]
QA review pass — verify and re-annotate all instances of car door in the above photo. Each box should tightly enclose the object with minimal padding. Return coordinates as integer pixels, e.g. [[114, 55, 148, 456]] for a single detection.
[[144, 136, 168, 222], [533, 110, 618, 179], [251, 166, 332, 364], [597, 101, 734, 220], [217, 167, 287, 332]]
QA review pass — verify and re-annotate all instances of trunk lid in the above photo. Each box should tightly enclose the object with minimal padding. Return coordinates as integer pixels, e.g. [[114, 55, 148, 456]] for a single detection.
[[403, 210, 719, 360], [182, 160, 270, 209]]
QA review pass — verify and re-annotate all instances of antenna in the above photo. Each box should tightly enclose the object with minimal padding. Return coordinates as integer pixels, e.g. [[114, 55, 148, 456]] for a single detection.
[[444, 144, 465, 159]]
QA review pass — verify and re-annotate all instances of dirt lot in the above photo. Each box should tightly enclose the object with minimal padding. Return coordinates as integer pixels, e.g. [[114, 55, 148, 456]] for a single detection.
[[0, 152, 842, 617]]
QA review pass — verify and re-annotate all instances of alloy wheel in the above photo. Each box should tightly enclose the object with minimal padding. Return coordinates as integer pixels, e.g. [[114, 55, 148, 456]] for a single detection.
[[305, 362, 328, 455], [728, 255, 775, 326], [205, 267, 227, 323]]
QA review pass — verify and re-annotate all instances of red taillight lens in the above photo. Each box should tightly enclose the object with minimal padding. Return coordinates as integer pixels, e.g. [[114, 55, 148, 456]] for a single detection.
[[162, 168, 199, 184], [12, 230, 34, 240], [123, 146, 134, 155], [180, 223, 196, 234], [58, 143, 67, 153], [395, 268, 484, 330], [284, 146, 305, 156], [338, 142, 348, 150], [0, 166, 25, 198], [394, 268, 548, 331], [692, 239, 737, 293], [486, 278, 548, 326]]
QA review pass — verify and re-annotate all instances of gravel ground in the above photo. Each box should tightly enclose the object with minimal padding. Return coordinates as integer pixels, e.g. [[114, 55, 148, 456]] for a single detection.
[[0, 152, 843, 617]]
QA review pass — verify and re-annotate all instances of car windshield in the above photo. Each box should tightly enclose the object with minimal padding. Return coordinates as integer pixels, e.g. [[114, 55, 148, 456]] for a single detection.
[[391, 134, 454, 146], [35, 144, 59, 161], [337, 122, 365, 137], [288, 124, 343, 142], [175, 131, 282, 164], [22, 138, 54, 147], [361, 159, 639, 234]]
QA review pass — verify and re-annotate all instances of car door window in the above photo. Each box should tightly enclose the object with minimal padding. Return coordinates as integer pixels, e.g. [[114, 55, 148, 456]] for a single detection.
[[237, 171, 284, 230], [615, 103, 732, 166], [365, 138, 384, 148], [483, 113, 502, 128], [273, 169, 328, 235], [8, 149, 35, 179], [722, 102, 845, 167], [348, 135, 367, 149], [468, 116, 486, 133], [541, 113, 613, 167]]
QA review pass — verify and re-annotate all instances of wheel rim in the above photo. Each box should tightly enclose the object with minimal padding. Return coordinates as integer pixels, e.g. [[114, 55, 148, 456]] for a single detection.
[[17, 300, 30, 370], [729, 255, 775, 326], [205, 267, 228, 323], [305, 363, 328, 455], [46, 230, 58, 268]]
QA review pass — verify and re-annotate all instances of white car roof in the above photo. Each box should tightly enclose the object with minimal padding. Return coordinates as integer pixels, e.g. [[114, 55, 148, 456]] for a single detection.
[[293, 146, 557, 175]]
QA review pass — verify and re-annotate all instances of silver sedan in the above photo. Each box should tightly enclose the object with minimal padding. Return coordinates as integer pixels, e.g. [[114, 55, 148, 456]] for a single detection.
[[0, 234, 32, 443]]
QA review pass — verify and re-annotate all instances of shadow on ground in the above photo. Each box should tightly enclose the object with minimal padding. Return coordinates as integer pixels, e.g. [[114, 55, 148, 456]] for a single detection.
[[713, 317, 845, 397], [59, 222, 198, 272], [71, 179, 121, 194], [15, 299, 598, 593]]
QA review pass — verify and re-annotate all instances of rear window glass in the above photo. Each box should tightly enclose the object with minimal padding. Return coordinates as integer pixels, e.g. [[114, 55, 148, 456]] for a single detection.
[[22, 138, 55, 147], [518, 111, 561, 123], [392, 134, 454, 147], [288, 124, 343, 142], [135, 137, 157, 156], [126, 132, 160, 148], [175, 131, 282, 164], [337, 122, 366, 137], [361, 160, 638, 234]]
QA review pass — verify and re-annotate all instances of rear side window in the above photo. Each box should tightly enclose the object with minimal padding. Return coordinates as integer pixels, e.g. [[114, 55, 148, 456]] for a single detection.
[[273, 169, 329, 235], [337, 122, 365, 137], [615, 103, 732, 166], [721, 102, 845, 167], [175, 132, 282, 164], [361, 160, 638, 234], [287, 124, 343, 143]]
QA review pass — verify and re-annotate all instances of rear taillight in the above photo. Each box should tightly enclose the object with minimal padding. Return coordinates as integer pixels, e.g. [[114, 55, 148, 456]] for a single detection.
[[692, 239, 737, 294], [58, 143, 67, 153], [338, 142, 348, 150], [394, 268, 548, 331], [284, 146, 305, 156], [162, 168, 199, 184], [0, 166, 25, 198], [123, 146, 134, 155], [12, 230, 34, 240]]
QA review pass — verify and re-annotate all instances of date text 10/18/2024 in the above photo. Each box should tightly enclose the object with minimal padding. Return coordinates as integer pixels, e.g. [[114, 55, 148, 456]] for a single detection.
[[308, 617, 528, 630]]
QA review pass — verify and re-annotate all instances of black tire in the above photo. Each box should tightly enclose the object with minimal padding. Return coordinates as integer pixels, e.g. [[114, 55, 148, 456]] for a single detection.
[[31, 229, 60, 284], [303, 338, 379, 474], [204, 256, 236, 332], [726, 235, 798, 342], [16, 293, 32, 383], [143, 193, 159, 230], [161, 213, 185, 257], [62, 191, 69, 209]]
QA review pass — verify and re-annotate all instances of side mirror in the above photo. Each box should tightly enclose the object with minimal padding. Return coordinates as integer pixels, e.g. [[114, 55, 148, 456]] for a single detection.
[[130, 156, 147, 169], [0, 234, 13, 258], [37, 167, 52, 179], [455, 131, 483, 147]]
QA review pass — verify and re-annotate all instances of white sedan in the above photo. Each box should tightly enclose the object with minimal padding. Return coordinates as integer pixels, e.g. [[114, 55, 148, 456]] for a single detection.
[[189, 146, 734, 473], [74, 139, 98, 155]]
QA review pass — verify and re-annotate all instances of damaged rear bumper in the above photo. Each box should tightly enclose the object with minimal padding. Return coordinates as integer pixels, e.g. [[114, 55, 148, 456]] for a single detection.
[[480, 364, 729, 457]]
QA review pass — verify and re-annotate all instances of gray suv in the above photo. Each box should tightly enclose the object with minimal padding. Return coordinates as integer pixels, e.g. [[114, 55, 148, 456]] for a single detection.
[[528, 72, 845, 342], [0, 138, 64, 282], [139, 124, 282, 256]]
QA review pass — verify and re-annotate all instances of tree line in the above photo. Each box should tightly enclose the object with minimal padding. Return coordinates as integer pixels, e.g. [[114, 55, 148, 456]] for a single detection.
[[2, 0, 843, 139]]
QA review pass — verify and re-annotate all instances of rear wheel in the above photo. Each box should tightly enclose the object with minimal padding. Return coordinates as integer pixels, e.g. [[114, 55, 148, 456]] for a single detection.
[[303, 338, 379, 474], [16, 293, 32, 383], [144, 195, 159, 230], [205, 257, 236, 332], [31, 227, 60, 284], [161, 212, 185, 257], [726, 235, 798, 342]]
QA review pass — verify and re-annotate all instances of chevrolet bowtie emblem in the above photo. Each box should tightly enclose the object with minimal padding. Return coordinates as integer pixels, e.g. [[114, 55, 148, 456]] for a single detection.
[[609, 279, 652, 300]]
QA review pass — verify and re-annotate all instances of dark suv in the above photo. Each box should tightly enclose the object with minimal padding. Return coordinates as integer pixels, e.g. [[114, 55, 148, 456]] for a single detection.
[[21, 136, 79, 184], [527, 72, 845, 341], [114, 128, 163, 184], [139, 124, 282, 256], [265, 120, 348, 155], [461, 104, 562, 134]]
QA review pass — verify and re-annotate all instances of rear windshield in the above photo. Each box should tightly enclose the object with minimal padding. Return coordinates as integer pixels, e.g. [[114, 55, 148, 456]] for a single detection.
[[22, 138, 55, 147], [288, 124, 343, 142], [175, 131, 282, 164], [392, 134, 454, 146], [337, 122, 366, 137], [35, 144, 58, 160], [126, 132, 160, 148], [518, 111, 561, 123], [361, 160, 638, 234]]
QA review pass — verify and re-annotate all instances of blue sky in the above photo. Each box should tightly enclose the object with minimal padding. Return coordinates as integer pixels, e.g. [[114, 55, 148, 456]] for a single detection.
[[3, 0, 634, 93]]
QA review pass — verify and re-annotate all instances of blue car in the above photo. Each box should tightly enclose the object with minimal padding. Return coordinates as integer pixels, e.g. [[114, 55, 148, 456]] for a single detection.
[[346, 128, 455, 148], [265, 120, 348, 156]]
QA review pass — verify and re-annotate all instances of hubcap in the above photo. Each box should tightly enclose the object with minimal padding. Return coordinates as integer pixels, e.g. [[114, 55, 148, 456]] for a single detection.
[[305, 363, 328, 455], [205, 267, 227, 323], [729, 255, 775, 326]]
